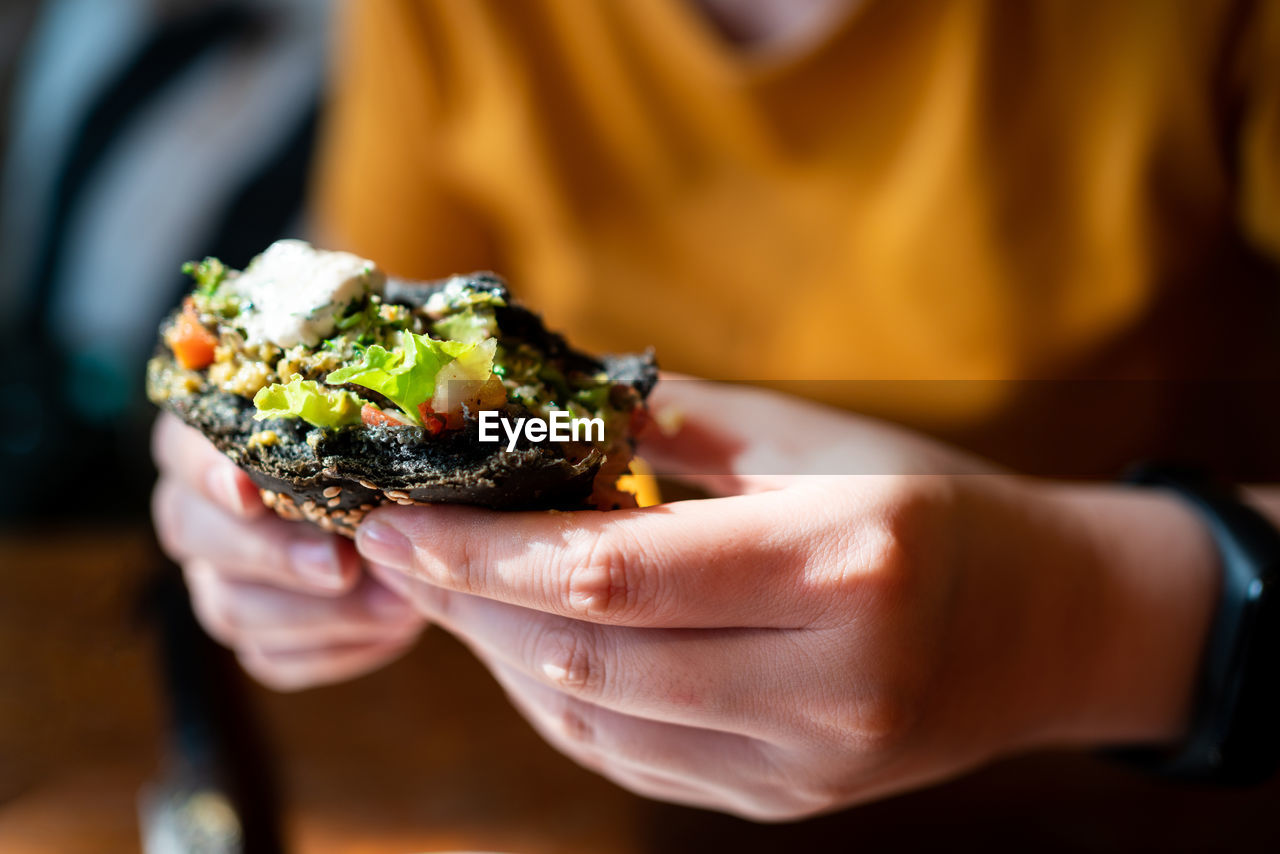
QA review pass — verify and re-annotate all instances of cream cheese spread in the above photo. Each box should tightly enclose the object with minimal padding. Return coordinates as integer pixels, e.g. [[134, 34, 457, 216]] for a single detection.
[[231, 239, 385, 348]]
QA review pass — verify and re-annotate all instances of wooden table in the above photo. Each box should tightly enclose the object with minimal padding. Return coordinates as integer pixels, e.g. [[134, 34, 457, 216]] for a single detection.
[[3, 524, 1280, 852]]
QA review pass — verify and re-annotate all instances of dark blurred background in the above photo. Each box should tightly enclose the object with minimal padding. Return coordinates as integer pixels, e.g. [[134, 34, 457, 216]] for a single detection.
[[0, 0, 325, 519], [0, 3, 330, 850], [4, 2, 1280, 853]]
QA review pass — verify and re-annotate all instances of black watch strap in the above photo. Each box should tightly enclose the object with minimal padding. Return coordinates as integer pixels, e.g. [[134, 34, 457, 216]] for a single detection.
[[1113, 463, 1280, 784]]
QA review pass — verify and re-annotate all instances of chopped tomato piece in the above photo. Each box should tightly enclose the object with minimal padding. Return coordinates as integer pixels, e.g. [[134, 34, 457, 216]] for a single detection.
[[417, 402, 446, 435], [361, 403, 413, 427], [170, 300, 218, 370]]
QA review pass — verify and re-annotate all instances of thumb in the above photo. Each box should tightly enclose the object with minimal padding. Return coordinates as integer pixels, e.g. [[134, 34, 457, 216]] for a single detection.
[[640, 375, 998, 486], [638, 375, 818, 495]]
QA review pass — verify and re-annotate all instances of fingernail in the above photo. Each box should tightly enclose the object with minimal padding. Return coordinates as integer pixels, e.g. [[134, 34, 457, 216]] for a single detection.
[[356, 519, 412, 570], [288, 540, 345, 589], [207, 464, 246, 515]]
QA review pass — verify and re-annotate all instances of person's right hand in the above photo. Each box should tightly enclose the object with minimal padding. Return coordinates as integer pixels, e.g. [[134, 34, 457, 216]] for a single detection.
[[151, 412, 426, 690]]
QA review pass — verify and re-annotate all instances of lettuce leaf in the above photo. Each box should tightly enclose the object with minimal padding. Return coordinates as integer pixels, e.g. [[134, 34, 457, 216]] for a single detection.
[[253, 377, 364, 428], [432, 307, 496, 344], [326, 331, 480, 425]]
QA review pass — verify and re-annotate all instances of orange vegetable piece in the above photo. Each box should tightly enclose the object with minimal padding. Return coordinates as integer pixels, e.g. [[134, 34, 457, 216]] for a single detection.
[[361, 403, 406, 427], [171, 300, 218, 370], [417, 402, 447, 435]]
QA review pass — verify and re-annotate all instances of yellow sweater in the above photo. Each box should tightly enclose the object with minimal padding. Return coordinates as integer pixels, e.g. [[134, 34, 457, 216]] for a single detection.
[[314, 0, 1280, 476]]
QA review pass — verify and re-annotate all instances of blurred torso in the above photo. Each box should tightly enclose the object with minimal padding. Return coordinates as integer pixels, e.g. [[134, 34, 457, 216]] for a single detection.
[[316, 0, 1280, 477]]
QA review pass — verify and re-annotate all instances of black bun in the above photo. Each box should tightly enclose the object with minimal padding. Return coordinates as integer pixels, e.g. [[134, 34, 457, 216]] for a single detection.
[[151, 272, 658, 536]]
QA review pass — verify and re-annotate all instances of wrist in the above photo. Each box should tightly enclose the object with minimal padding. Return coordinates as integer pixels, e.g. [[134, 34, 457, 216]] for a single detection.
[[1027, 481, 1221, 750]]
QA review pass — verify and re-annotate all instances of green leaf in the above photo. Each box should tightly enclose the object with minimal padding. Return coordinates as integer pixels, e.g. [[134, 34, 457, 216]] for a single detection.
[[252, 377, 364, 428], [182, 257, 227, 296], [325, 331, 474, 425]]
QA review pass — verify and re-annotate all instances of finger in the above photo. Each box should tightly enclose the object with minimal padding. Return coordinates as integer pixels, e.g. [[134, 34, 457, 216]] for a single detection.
[[355, 490, 830, 629], [153, 412, 264, 518], [237, 635, 420, 692], [483, 655, 796, 817], [639, 376, 779, 497], [155, 476, 360, 594], [642, 376, 995, 482], [487, 657, 728, 810], [185, 563, 424, 649], [501, 674, 732, 812], [483, 654, 769, 785], [380, 577, 794, 739]]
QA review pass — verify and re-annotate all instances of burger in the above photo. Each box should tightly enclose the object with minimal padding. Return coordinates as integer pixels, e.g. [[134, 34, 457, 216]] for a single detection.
[[146, 240, 657, 536]]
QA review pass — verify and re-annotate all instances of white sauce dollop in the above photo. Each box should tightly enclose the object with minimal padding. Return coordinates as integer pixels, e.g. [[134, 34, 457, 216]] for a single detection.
[[231, 239, 385, 348]]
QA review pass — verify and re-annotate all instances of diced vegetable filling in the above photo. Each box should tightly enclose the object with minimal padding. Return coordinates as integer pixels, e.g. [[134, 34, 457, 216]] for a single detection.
[[152, 241, 636, 449]]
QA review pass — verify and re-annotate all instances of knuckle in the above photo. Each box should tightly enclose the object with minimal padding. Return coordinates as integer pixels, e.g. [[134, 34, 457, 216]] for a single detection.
[[805, 674, 923, 762], [443, 528, 486, 594], [868, 515, 911, 580], [854, 527, 915, 615], [846, 475, 954, 606], [553, 699, 596, 747], [869, 485, 926, 574], [733, 753, 864, 821], [563, 531, 651, 623], [877, 473, 954, 548], [846, 688, 919, 757], [532, 622, 602, 696]]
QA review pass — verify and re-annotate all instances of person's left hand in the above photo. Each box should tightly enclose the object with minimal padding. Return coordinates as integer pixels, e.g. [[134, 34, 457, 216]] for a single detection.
[[354, 379, 1216, 820]]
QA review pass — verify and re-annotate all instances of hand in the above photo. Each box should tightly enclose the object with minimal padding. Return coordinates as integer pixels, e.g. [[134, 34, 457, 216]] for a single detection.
[[355, 379, 1219, 819], [151, 412, 425, 690]]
